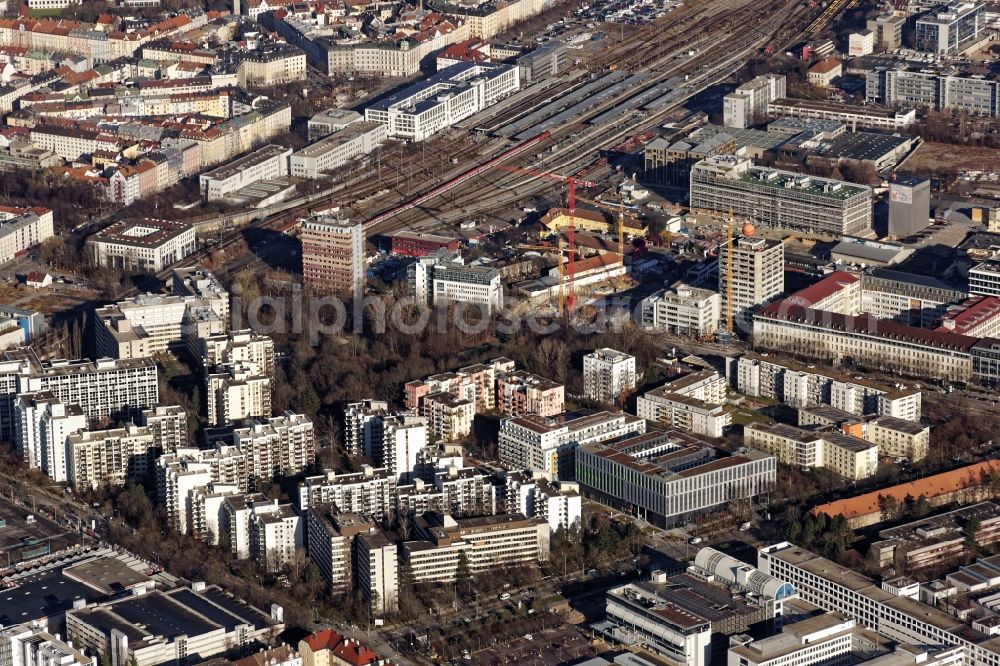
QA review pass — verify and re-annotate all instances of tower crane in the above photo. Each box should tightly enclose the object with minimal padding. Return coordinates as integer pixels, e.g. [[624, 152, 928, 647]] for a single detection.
[[574, 195, 638, 267], [495, 165, 596, 314]]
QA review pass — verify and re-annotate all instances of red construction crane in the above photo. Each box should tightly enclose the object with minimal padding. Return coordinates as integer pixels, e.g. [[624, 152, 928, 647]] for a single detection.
[[495, 164, 597, 314]]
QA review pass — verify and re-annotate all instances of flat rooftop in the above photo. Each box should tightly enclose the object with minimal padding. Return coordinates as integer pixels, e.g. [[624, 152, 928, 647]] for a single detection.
[[201, 144, 289, 182], [91, 218, 192, 248], [63, 556, 151, 595], [293, 121, 384, 158]]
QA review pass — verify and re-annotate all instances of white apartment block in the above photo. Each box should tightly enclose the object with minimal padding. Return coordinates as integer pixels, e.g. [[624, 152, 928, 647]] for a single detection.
[[365, 61, 519, 141], [290, 121, 387, 179], [15, 392, 86, 481], [0, 349, 158, 441], [499, 410, 646, 481], [432, 465, 497, 517], [730, 354, 922, 421], [94, 294, 225, 360], [408, 248, 504, 313], [640, 283, 721, 338], [865, 416, 930, 462], [190, 482, 241, 545], [201, 329, 274, 376], [88, 218, 196, 273], [250, 499, 303, 572], [718, 234, 786, 334], [402, 512, 549, 584], [206, 364, 271, 427], [723, 74, 786, 129], [0, 206, 53, 265], [758, 541, 1000, 666], [583, 348, 637, 404], [172, 268, 230, 328], [305, 505, 369, 592], [424, 393, 474, 443], [139, 405, 188, 453], [234, 412, 315, 482], [502, 472, 582, 532], [355, 530, 399, 616], [381, 413, 428, 481], [222, 492, 265, 559], [342, 399, 388, 457], [157, 445, 247, 534], [296, 465, 396, 519], [636, 370, 731, 438], [67, 424, 158, 490], [199, 145, 292, 201], [5, 627, 93, 666], [744, 422, 878, 481]]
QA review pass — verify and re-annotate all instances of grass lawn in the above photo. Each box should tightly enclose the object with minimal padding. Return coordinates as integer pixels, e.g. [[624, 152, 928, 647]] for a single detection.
[[731, 409, 774, 426], [27, 8, 64, 17]]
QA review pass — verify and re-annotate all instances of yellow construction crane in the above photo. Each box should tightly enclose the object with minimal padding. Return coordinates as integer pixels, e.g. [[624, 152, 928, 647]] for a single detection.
[[516, 242, 576, 316], [725, 211, 734, 336], [574, 195, 634, 267]]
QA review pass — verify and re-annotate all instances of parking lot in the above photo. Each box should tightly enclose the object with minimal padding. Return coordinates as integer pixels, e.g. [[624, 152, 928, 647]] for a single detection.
[[0, 495, 78, 568], [467, 625, 606, 665]]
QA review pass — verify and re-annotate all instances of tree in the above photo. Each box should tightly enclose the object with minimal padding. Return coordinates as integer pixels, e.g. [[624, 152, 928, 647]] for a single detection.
[[878, 494, 899, 522], [455, 551, 473, 602], [966, 517, 982, 556]]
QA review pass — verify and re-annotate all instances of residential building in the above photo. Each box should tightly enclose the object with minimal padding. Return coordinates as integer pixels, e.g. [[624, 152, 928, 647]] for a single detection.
[[236, 44, 307, 87], [201, 329, 275, 377], [364, 62, 519, 141], [690, 155, 873, 236], [744, 423, 878, 480], [296, 465, 396, 519], [305, 504, 370, 592], [15, 392, 86, 481], [156, 445, 248, 533], [250, 499, 303, 572], [575, 429, 776, 528], [94, 294, 225, 360], [408, 248, 503, 313], [66, 584, 282, 666], [401, 512, 549, 583], [499, 410, 647, 481], [423, 393, 473, 443], [723, 74, 786, 129], [67, 424, 158, 490], [583, 348, 636, 404], [870, 502, 1000, 572], [495, 370, 564, 417], [635, 370, 731, 438], [199, 145, 292, 201], [234, 412, 315, 482], [4, 627, 93, 666], [499, 470, 582, 531], [915, 1, 984, 53], [379, 413, 427, 481], [718, 233, 785, 334], [139, 405, 188, 453], [342, 399, 388, 457], [88, 218, 196, 272], [640, 283, 722, 338], [865, 416, 930, 461], [0, 349, 158, 441], [206, 363, 271, 427], [298, 630, 387, 666], [354, 529, 398, 616], [0, 206, 53, 265], [290, 121, 387, 179], [172, 267, 230, 328], [404, 358, 509, 414], [300, 216, 365, 297]]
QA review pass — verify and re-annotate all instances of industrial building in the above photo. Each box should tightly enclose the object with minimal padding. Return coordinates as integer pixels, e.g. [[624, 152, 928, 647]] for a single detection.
[[690, 155, 873, 236], [575, 429, 776, 528]]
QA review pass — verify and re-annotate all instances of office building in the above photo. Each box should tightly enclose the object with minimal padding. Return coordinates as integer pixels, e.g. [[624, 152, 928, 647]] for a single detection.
[[635, 370, 731, 438], [868, 13, 906, 49], [723, 74, 786, 129], [861, 269, 967, 326], [758, 541, 1000, 666], [88, 218, 196, 272], [640, 283, 722, 338], [767, 98, 917, 131], [576, 429, 776, 528], [870, 502, 1000, 572], [67, 424, 158, 490], [401, 512, 549, 584], [583, 348, 636, 404], [889, 176, 931, 238], [718, 233, 785, 334], [94, 294, 225, 360], [66, 584, 282, 666], [364, 62, 519, 141], [199, 145, 292, 201], [744, 422, 878, 480], [15, 392, 86, 482], [408, 248, 503, 313], [0, 206, 54, 265], [234, 412, 315, 482], [290, 122, 387, 179], [499, 410, 646, 481], [250, 499, 303, 572], [915, 1, 984, 54], [808, 58, 842, 87], [296, 466, 396, 518], [690, 155, 873, 236], [971, 260, 1000, 297], [307, 109, 362, 142], [869, 68, 1000, 117], [0, 349, 158, 441], [300, 216, 365, 297], [849, 29, 875, 56]]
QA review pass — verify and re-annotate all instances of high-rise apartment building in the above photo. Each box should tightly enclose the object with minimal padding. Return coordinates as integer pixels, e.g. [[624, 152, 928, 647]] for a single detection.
[[250, 499, 303, 572], [157, 445, 248, 533], [306, 504, 369, 593], [206, 363, 271, 426], [582, 348, 636, 404], [723, 74, 786, 129], [67, 424, 158, 490], [139, 404, 188, 453], [94, 294, 225, 360], [690, 156, 873, 236], [233, 412, 315, 482], [296, 465, 396, 518], [15, 392, 86, 481], [718, 234, 785, 334], [201, 329, 275, 376], [354, 530, 398, 616], [300, 217, 365, 296], [342, 399, 388, 456]]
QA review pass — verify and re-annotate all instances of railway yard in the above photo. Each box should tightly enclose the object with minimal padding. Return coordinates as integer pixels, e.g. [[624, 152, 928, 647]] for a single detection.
[[160, 0, 836, 283]]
